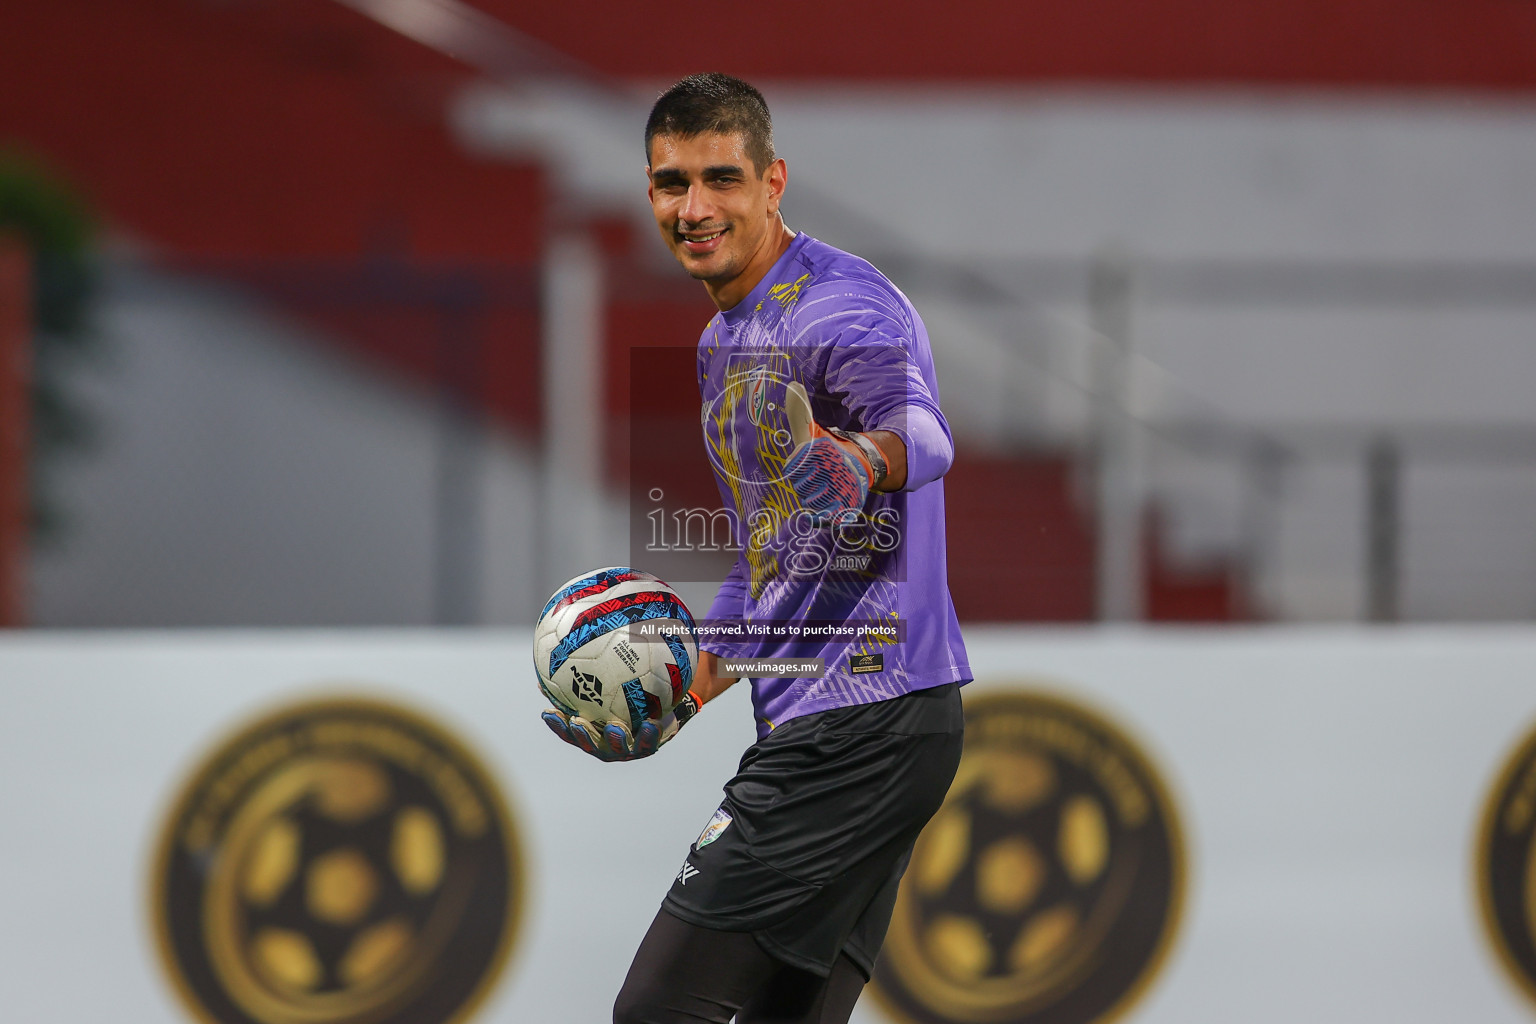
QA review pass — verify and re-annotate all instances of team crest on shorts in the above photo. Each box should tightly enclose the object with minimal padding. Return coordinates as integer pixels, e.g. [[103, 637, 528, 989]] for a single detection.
[[697, 807, 733, 850], [871, 688, 1185, 1024], [150, 696, 524, 1024], [1477, 718, 1536, 1008]]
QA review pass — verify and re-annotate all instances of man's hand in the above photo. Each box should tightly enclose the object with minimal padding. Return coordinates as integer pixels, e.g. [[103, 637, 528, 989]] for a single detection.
[[782, 381, 898, 524], [540, 699, 697, 761], [540, 652, 738, 762]]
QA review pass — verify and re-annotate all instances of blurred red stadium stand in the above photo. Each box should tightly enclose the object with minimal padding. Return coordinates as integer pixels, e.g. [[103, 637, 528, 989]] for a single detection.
[[2, 0, 547, 433], [0, 237, 28, 626], [0, 0, 1255, 624]]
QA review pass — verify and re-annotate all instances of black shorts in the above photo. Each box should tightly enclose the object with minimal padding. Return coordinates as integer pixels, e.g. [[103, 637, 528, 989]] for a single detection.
[[663, 683, 965, 978]]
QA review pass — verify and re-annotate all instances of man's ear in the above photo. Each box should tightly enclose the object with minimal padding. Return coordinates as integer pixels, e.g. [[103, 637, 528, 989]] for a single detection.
[[766, 158, 788, 215], [645, 164, 653, 204]]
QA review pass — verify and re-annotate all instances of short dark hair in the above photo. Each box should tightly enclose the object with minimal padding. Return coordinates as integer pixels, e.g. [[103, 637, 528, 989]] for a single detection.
[[645, 73, 775, 177]]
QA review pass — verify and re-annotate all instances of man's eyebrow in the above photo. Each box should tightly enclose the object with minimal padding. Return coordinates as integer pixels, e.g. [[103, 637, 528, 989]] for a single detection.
[[650, 164, 748, 182]]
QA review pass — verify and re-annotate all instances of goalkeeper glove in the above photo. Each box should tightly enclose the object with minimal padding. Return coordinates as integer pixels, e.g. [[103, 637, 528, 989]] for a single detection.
[[782, 380, 889, 525], [540, 692, 701, 762]]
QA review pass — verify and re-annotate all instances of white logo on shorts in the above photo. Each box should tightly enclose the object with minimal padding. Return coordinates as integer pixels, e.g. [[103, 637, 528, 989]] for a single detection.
[[676, 861, 700, 886], [696, 807, 733, 850]]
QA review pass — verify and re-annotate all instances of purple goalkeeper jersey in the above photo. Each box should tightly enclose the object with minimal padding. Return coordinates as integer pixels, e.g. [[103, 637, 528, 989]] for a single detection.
[[697, 232, 971, 737]]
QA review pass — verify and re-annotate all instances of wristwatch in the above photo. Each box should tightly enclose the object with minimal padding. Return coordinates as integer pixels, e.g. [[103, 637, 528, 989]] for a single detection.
[[828, 426, 889, 490]]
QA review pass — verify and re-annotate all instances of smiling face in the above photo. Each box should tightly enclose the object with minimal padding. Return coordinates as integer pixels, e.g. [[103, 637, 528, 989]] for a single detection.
[[647, 130, 792, 310]]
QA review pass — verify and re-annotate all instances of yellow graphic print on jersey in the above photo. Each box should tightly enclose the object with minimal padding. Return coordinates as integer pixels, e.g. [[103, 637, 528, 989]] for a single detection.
[[768, 273, 812, 309], [742, 357, 799, 599], [704, 367, 749, 544], [704, 355, 806, 602]]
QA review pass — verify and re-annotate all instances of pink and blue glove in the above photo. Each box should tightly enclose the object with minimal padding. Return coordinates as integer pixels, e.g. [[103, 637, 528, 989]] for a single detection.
[[541, 693, 700, 762], [781, 381, 884, 526]]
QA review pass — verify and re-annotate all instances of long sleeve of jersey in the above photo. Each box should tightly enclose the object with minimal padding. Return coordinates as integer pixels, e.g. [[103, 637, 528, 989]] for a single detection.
[[823, 330, 955, 492]]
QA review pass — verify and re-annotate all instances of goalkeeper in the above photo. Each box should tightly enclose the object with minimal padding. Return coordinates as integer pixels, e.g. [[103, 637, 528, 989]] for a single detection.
[[544, 73, 971, 1024]]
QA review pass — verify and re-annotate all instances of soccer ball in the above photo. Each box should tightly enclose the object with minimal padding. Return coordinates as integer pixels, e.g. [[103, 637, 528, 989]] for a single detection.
[[533, 566, 698, 730]]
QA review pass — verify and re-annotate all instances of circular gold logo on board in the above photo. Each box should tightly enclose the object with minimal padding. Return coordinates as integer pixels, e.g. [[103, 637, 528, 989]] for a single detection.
[[872, 690, 1185, 1024], [1477, 721, 1536, 1006], [151, 697, 523, 1024]]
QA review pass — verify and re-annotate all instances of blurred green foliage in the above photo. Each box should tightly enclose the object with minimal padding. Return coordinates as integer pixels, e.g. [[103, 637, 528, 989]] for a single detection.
[[0, 151, 100, 545]]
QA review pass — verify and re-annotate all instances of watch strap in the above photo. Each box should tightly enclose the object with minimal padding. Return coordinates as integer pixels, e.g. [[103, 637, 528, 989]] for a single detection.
[[829, 427, 889, 489]]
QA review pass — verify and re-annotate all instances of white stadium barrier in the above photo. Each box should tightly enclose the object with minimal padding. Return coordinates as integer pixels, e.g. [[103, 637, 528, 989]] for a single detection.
[[2, 627, 1536, 1024]]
